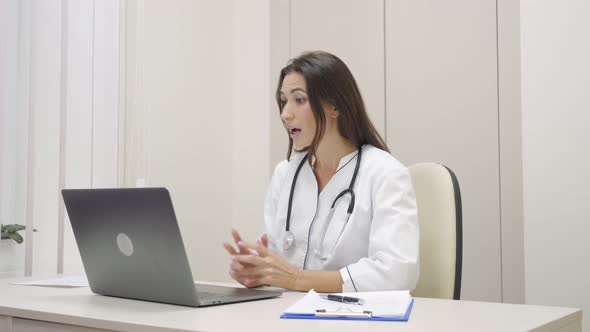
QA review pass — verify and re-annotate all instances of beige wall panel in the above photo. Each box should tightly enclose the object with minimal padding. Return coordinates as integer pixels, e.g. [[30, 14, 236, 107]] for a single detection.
[[521, 0, 590, 327], [124, 0, 234, 282], [269, 0, 291, 169], [287, 0, 386, 143], [231, 0, 273, 248], [497, 0, 525, 304], [385, 0, 502, 301], [0, 315, 12, 332]]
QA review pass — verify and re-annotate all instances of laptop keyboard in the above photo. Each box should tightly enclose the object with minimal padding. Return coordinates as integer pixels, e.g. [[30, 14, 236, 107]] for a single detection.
[[197, 291, 230, 302]]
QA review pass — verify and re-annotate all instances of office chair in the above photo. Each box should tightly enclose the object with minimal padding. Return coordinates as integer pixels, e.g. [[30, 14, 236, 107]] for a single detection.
[[409, 162, 462, 300]]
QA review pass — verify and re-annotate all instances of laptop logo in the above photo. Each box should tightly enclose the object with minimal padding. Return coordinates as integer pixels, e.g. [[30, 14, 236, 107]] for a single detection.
[[116, 233, 134, 256]]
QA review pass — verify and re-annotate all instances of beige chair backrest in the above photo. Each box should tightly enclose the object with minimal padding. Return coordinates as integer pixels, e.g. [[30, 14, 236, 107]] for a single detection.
[[409, 163, 462, 300]]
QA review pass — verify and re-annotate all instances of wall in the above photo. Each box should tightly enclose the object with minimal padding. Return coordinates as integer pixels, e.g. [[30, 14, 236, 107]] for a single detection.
[[5, 1, 589, 316], [2, 1, 530, 303], [268, 0, 524, 303], [521, 0, 590, 329], [123, 0, 271, 282], [123, 1, 526, 299], [231, 0, 272, 243], [0, 0, 120, 277], [497, 0, 525, 305], [384, 0, 502, 302], [0, 0, 26, 275]]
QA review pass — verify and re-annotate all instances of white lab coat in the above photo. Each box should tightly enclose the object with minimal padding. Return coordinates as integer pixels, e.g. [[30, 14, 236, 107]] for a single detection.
[[264, 144, 419, 292]]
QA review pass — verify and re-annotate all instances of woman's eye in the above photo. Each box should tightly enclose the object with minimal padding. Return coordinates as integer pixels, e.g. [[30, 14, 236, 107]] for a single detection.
[[295, 98, 306, 104], [280, 99, 287, 107]]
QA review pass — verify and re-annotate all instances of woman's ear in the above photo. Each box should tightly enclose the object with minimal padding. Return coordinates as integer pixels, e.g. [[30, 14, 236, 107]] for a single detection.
[[329, 106, 339, 119], [322, 101, 339, 119]]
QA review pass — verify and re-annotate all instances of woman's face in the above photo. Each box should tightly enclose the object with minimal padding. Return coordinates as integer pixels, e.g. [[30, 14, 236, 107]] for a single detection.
[[279, 72, 317, 149]]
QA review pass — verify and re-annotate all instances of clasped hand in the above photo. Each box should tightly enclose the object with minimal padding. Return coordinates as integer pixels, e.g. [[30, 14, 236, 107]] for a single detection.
[[223, 229, 300, 289]]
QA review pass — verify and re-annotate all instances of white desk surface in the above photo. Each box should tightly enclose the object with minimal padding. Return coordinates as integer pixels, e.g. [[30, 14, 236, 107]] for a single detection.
[[0, 277, 582, 332]]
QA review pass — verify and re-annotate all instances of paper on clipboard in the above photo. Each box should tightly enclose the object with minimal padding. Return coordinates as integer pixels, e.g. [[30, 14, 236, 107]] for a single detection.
[[282, 289, 412, 318]]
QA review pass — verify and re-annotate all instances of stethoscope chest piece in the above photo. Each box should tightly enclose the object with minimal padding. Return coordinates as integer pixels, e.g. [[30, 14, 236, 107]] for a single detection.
[[283, 231, 295, 250]]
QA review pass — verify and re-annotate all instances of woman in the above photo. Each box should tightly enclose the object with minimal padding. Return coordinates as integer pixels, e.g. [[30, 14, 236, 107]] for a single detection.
[[223, 51, 419, 292]]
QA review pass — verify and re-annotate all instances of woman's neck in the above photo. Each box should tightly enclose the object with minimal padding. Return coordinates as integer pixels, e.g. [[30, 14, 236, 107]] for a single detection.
[[314, 134, 357, 172]]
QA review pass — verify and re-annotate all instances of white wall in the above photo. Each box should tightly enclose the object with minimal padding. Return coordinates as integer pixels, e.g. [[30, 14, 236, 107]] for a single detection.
[[123, 1, 527, 296], [149, 0, 231, 283], [123, 0, 272, 283], [521, 0, 590, 329], [0, 0, 120, 277], [384, 0, 503, 302], [0, 0, 26, 274], [268, 0, 525, 303], [7, 2, 589, 318], [232, 0, 271, 242]]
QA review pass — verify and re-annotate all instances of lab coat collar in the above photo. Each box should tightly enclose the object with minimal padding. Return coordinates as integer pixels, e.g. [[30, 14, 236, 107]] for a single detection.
[[292, 145, 363, 170]]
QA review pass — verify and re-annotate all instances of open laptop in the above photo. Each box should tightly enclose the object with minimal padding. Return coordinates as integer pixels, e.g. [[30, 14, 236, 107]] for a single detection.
[[61, 187, 282, 307]]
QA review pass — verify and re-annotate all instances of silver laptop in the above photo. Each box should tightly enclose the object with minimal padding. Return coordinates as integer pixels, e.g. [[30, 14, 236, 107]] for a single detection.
[[61, 187, 282, 307]]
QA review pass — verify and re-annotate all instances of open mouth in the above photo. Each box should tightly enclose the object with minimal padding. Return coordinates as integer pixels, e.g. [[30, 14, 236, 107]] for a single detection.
[[290, 128, 301, 135]]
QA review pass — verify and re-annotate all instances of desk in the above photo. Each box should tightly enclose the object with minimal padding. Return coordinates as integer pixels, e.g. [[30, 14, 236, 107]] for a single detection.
[[0, 277, 582, 332]]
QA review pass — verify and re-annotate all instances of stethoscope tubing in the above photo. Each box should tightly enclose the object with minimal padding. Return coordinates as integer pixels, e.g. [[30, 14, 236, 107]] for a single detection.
[[284, 147, 363, 250], [285, 153, 309, 235]]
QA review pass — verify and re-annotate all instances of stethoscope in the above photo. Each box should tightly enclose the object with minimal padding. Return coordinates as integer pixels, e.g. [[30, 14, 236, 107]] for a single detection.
[[283, 147, 363, 251]]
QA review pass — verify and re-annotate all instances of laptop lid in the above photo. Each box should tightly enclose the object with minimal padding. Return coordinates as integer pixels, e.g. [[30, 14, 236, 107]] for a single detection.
[[62, 187, 281, 307]]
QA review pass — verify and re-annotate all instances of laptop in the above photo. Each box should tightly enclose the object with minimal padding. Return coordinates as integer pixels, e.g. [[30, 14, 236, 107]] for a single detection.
[[61, 187, 282, 307]]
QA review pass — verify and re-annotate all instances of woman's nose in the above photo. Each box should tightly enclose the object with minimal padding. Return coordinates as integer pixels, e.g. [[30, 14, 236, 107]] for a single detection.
[[280, 107, 294, 121]]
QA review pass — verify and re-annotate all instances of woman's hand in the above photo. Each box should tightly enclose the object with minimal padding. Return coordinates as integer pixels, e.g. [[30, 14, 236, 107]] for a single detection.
[[223, 229, 342, 292], [223, 228, 267, 256], [223, 228, 271, 288], [231, 240, 301, 290]]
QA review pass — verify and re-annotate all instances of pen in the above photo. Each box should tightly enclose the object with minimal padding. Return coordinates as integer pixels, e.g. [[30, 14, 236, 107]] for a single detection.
[[320, 294, 365, 305]]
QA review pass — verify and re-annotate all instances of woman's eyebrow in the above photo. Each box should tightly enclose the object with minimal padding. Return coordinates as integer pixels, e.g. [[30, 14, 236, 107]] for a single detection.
[[280, 87, 307, 96], [281, 88, 306, 95], [290, 88, 306, 94]]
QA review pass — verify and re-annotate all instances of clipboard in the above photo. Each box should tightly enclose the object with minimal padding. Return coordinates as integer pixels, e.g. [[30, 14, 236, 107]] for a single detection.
[[280, 298, 414, 321]]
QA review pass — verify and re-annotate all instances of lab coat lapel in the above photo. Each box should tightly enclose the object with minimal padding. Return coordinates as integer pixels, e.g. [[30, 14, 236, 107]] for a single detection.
[[291, 161, 318, 235], [272, 154, 318, 262]]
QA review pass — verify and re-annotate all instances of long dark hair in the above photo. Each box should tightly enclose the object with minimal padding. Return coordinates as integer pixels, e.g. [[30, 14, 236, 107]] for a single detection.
[[276, 51, 389, 161]]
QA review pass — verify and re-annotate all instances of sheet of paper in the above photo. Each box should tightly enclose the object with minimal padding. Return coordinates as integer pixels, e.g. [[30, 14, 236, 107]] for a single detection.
[[283, 289, 412, 317], [10, 275, 89, 288]]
